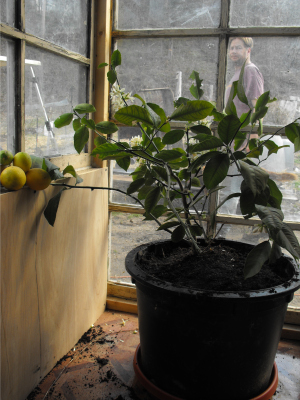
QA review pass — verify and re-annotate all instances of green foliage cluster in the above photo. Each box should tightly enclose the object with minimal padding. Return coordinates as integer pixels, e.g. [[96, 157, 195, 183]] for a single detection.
[[48, 50, 300, 279]]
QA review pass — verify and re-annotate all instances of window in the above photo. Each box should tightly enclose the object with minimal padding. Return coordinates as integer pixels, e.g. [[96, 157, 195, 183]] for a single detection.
[[0, 0, 95, 167], [108, 0, 300, 315]]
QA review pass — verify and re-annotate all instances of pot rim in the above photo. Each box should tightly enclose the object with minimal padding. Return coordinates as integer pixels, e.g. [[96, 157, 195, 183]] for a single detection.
[[125, 239, 300, 301]]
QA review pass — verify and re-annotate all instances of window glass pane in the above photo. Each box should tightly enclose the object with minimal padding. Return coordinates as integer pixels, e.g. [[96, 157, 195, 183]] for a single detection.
[[25, 0, 89, 56], [230, 0, 300, 27], [225, 37, 300, 126], [25, 45, 87, 157], [0, 0, 15, 26], [109, 212, 171, 284], [114, 0, 221, 29], [0, 38, 16, 154], [115, 37, 218, 116]]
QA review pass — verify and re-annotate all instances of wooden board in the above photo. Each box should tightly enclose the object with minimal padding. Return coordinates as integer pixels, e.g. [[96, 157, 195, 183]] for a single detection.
[[1, 168, 109, 400]]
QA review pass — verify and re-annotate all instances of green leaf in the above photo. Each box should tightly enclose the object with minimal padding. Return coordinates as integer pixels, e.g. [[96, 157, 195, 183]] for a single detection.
[[94, 135, 107, 146], [74, 103, 96, 114], [250, 106, 268, 125], [225, 81, 238, 116], [285, 123, 300, 152], [171, 225, 186, 242], [111, 49, 121, 68], [188, 150, 220, 172], [107, 70, 117, 85], [267, 179, 282, 209], [44, 188, 66, 227], [63, 165, 83, 184], [138, 186, 154, 200], [211, 109, 226, 122], [188, 135, 223, 153], [173, 97, 189, 107], [274, 223, 300, 259], [168, 157, 189, 169], [127, 178, 145, 195], [155, 150, 183, 162], [255, 91, 271, 110], [54, 113, 73, 128], [239, 161, 269, 197], [190, 125, 211, 135], [189, 71, 204, 100], [91, 143, 125, 159], [162, 129, 185, 145], [157, 221, 181, 231], [131, 165, 147, 180], [244, 241, 271, 279], [114, 105, 153, 127], [144, 186, 161, 213], [116, 156, 131, 172], [81, 117, 95, 130], [230, 151, 246, 161], [169, 100, 214, 122], [218, 115, 241, 145], [203, 153, 230, 189], [239, 112, 251, 129], [190, 177, 201, 187], [143, 205, 168, 220], [255, 204, 284, 222], [74, 126, 89, 154], [98, 62, 108, 69], [237, 60, 249, 106], [178, 168, 190, 180], [270, 242, 282, 264], [73, 118, 82, 131], [189, 225, 203, 238], [95, 121, 118, 135], [133, 94, 146, 105], [152, 166, 168, 182]]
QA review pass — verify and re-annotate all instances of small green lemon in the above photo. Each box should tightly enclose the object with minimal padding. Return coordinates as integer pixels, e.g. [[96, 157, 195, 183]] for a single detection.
[[0, 150, 14, 165], [26, 168, 52, 191], [13, 152, 32, 172], [0, 166, 26, 190]]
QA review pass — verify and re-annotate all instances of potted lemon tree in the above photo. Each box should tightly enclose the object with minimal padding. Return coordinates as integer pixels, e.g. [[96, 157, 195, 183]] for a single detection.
[[45, 50, 300, 400]]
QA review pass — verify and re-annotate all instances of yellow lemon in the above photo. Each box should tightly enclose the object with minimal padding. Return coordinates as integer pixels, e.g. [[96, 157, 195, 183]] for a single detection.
[[13, 152, 32, 172], [0, 166, 26, 190], [26, 168, 52, 191], [0, 150, 14, 165]]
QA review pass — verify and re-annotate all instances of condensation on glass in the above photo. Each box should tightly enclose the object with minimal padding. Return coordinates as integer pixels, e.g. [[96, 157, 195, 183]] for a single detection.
[[114, 0, 221, 30], [25, 45, 87, 157], [230, 0, 300, 27], [25, 0, 89, 56], [0, 0, 15, 26], [0, 37, 16, 153]]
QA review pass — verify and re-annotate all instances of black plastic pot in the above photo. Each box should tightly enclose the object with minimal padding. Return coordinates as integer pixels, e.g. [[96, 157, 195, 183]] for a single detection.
[[125, 239, 300, 400]]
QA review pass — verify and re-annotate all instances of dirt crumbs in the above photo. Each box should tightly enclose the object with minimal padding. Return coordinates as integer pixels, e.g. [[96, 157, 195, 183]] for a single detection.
[[26, 324, 139, 400], [136, 240, 295, 292]]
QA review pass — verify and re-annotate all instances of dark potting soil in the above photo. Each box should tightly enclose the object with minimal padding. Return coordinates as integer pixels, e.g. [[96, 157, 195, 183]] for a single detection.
[[136, 240, 295, 292]]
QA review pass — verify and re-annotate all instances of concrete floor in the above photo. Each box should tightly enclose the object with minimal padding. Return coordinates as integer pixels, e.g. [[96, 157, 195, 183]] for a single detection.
[[26, 310, 300, 400]]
